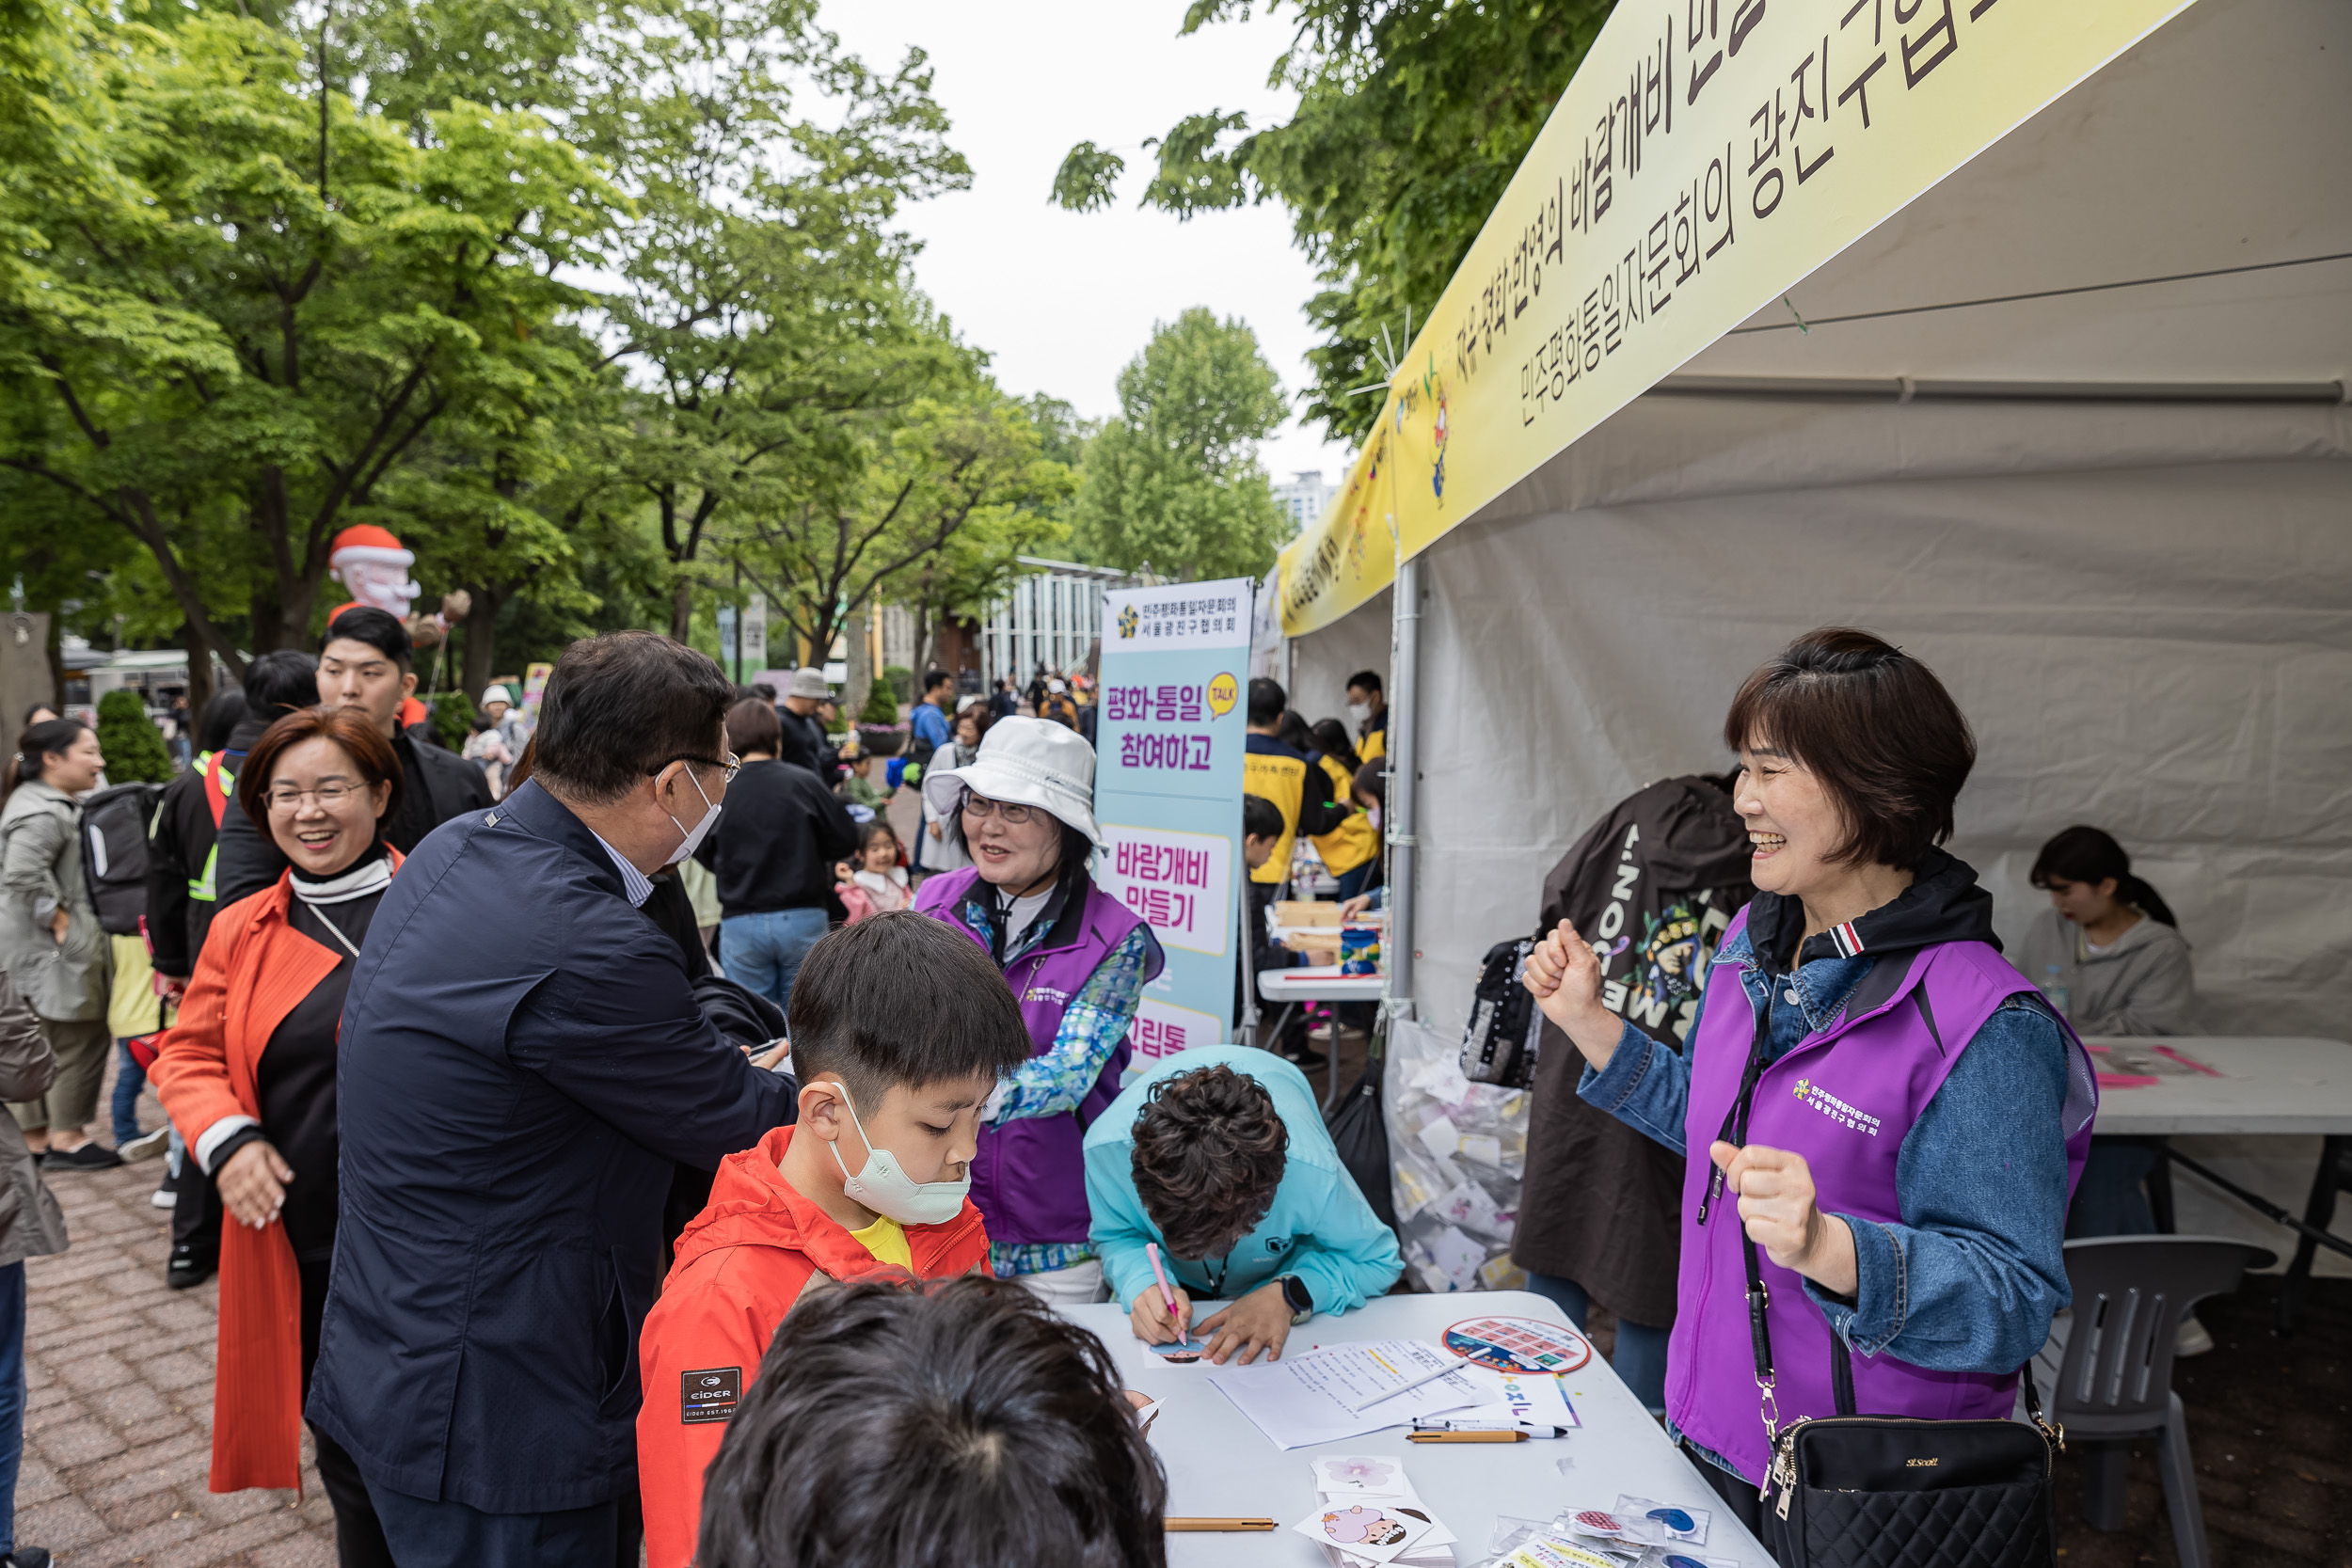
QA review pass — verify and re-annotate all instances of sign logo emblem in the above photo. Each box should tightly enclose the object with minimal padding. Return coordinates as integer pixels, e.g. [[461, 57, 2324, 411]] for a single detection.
[[1118, 605, 1140, 640], [1205, 671, 1238, 717]]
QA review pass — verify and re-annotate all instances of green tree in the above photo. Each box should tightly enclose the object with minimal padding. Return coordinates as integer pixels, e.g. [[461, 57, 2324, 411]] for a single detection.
[[0, 8, 622, 672], [96, 689, 175, 783], [586, 0, 973, 641], [1053, 0, 1613, 442], [1072, 309, 1288, 580]]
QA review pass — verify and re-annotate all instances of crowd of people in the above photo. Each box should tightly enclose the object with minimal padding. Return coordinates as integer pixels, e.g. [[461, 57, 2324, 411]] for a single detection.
[[0, 621, 2214, 1568]]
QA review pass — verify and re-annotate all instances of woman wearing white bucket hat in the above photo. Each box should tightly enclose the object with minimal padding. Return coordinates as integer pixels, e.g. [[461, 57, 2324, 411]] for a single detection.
[[914, 718, 1164, 1302]]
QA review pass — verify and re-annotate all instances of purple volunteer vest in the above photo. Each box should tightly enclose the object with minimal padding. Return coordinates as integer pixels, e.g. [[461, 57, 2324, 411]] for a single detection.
[[914, 866, 1164, 1248], [1668, 910, 2095, 1484]]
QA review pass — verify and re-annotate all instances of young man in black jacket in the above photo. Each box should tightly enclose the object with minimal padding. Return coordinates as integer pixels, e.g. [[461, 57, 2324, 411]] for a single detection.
[[212, 609, 492, 908]]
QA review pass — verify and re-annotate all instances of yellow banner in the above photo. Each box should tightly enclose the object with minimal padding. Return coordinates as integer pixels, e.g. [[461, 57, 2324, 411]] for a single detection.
[[1277, 0, 2197, 636]]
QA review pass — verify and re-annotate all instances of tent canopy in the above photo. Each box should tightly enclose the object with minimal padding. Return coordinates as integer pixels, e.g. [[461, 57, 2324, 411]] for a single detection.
[[1290, 0, 2352, 1042]]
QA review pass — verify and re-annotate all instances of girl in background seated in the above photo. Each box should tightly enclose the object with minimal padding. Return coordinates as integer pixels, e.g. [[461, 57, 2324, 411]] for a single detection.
[[2022, 826, 2195, 1036], [2024, 826, 2207, 1349], [834, 821, 912, 923]]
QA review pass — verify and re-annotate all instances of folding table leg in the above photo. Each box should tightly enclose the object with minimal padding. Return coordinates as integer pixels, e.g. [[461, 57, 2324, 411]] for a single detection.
[[2276, 1134, 2347, 1337]]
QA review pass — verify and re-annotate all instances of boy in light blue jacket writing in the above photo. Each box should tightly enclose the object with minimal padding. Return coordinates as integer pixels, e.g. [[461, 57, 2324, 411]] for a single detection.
[[1086, 1045, 1403, 1366]]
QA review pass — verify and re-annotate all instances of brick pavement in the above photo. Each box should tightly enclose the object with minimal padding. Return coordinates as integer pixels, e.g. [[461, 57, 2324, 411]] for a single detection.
[[19, 1133, 337, 1568]]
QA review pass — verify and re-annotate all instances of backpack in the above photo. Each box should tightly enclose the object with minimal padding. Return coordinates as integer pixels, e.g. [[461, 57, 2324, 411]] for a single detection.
[[1459, 936, 1544, 1088], [81, 782, 165, 937]]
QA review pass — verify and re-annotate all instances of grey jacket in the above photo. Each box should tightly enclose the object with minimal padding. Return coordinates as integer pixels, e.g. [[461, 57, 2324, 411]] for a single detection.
[[0, 782, 110, 1022], [0, 973, 68, 1267], [2018, 906, 2196, 1035]]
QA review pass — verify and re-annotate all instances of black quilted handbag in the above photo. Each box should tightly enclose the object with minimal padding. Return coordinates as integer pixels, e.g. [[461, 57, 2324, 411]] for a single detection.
[[1745, 1231, 2062, 1568]]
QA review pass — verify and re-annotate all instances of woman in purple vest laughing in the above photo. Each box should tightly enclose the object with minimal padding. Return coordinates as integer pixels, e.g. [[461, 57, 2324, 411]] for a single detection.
[[1522, 628, 2097, 1533], [915, 718, 1164, 1303]]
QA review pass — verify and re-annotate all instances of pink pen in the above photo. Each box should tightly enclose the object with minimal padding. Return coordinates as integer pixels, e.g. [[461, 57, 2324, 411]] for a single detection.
[[1145, 1243, 1186, 1339]]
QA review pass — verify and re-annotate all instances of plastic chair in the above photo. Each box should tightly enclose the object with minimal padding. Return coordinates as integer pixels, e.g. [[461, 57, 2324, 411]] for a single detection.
[[2028, 1236, 2274, 1568]]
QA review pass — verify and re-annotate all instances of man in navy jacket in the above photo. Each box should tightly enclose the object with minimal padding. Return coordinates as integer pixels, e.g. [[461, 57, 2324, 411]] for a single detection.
[[308, 631, 793, 1567]]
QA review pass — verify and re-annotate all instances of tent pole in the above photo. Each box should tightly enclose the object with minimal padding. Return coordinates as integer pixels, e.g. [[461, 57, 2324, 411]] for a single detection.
[[1383, 556, 1422, 1033]]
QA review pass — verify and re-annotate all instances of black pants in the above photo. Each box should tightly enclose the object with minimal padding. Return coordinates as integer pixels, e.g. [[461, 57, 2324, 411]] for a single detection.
[[299, 1257, 396, 1568], [170, 1159, 221, 1261], [1686, 1440, 1777, 1559]]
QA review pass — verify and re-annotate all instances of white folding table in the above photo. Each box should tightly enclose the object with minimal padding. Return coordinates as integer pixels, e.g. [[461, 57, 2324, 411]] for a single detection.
[[2081, 1036, 2352, 1330], [1058, 1290, 1772, 1568]]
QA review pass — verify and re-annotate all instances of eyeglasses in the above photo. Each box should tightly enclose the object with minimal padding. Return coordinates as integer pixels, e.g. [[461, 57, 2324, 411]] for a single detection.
[[264, 783, 365, 813], [653, 752, 741, 785], [958, 790, 1035, 826]]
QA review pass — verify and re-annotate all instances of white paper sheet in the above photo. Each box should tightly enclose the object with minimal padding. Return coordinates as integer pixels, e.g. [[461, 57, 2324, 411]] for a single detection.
[[1207, 1339, 1488, 1449]]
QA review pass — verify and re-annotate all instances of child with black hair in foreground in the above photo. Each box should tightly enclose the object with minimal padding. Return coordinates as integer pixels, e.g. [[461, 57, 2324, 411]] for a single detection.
[[636, 913, 1035, 1568], [1087, 1050, 1403, 1367], [695, 1276, 1169, 1568]]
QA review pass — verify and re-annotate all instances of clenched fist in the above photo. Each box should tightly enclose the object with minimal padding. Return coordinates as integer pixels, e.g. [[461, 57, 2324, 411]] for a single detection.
[[1520, 918, 1627, 1069], [1708, 1141, 1858, 1296]]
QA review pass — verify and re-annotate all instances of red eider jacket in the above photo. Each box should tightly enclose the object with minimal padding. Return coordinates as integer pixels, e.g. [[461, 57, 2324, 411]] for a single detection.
[[636, 1123, 990, 1568]]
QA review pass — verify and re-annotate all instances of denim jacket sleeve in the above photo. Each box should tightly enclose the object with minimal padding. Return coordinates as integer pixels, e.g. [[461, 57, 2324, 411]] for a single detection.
[[1575, 979, 1708, 1156], [1805, 995, 2074, 1371]]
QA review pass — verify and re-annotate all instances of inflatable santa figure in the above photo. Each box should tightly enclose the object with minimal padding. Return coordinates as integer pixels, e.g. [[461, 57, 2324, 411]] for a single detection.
[[325, 525, 469, 733]]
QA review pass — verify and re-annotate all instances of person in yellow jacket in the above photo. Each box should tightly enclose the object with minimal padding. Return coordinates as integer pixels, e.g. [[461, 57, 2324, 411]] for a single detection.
[[1306, 719, 1380, 901], [1242, 680, 1351, 899], [1346, 671, 1387, 761]]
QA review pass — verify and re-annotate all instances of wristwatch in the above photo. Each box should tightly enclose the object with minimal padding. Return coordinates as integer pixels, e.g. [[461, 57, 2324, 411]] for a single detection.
[[1278, 1273, 1314, 1324]]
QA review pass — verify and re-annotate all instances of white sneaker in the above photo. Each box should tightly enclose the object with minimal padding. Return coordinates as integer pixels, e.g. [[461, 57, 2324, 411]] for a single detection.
[[119, 1128, 170, 1164], [150, 1185, 177, 1211], [2175, 1314, 2215, 1357]]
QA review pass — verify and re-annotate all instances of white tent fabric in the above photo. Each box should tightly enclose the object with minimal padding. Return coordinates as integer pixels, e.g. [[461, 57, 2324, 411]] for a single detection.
[[1289, 0, 2352, 1269]]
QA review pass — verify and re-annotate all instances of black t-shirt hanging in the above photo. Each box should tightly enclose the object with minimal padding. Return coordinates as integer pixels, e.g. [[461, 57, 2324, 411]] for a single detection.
[[261, 886, 382, 1261]]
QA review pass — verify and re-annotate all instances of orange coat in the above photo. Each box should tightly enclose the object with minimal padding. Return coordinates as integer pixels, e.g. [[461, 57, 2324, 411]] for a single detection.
[[636, 1125, 991, 1568], [149, 856, 399, 1494]]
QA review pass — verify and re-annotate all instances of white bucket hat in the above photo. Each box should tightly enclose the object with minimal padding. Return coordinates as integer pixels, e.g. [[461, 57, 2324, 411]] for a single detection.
[[922, 716, 1101, 846], [787, 667, 832, 701], [480, 685, 514, 708]]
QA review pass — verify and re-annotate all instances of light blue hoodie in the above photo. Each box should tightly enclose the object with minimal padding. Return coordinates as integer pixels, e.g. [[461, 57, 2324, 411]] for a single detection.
[[1085, 1045, 1403, 1315]]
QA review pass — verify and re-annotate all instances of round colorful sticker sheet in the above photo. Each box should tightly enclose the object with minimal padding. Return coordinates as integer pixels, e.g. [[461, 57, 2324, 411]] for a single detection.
[[1439, 1315, 1594, 1375]]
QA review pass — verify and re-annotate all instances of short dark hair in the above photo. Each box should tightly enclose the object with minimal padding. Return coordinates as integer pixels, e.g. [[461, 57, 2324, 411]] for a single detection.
[[237, 705, 405, 834], [1345, 671, 1382, 697], [748, 682, 779, 703], [697, 1276, 1168, 1568], [1247, 676, 1285, 727], [244, 650, 322, 720], [1130, 1065, 1288, 1260], [532, 632, 735, 805], [724, 697, 784, 759], [323, 606, 413, 669], [787, 912, 1032, 1112], [923, 668, 953, 694], [1241, 793, 1282, 842], [1351, 759, 1387, 809], [1722, 627, 1975, 870], [197, 691, 247, 753], [2030, 825, 2178, 927]]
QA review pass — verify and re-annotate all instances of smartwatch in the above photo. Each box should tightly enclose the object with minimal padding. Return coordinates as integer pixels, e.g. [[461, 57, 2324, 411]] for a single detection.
[[1278, 1274, 1314, 1324]]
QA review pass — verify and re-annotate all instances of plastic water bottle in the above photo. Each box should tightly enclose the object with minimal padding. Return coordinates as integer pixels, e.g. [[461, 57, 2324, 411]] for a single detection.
[[2042, 962, 2070, 1017]]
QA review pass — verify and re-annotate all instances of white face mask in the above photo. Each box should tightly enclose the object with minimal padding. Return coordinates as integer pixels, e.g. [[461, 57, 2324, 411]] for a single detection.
[[826, 1085, 970, 1227], [664, 766, 722, 866], [1346, 701, 1373, 726], [1367, 806, 1383, 832]]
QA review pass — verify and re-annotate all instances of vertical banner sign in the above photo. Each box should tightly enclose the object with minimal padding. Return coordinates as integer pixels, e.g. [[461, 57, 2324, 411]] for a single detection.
[[520, 662, 553, 726], [742, 593, 770, 673], [1275, 0, 2198, 636], [1093, 578, 1254, 1061], [717, 603, 739, 681]]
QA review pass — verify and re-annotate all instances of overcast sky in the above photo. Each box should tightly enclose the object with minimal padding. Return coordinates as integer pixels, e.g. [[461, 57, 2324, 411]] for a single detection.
[[822, 0, 1358, 491]]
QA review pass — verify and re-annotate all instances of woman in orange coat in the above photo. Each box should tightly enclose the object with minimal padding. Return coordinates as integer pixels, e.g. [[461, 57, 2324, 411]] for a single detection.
[[151, 706, 402, 1565]]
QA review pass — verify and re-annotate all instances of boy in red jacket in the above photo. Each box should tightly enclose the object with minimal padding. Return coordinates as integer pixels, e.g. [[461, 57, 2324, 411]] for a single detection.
[[637, 913, 1035, 1568]]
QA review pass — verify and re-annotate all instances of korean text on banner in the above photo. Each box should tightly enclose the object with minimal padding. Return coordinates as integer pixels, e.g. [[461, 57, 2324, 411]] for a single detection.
[[1274, 0, 2199, 637], [1095, 579, 1255, 1056]]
